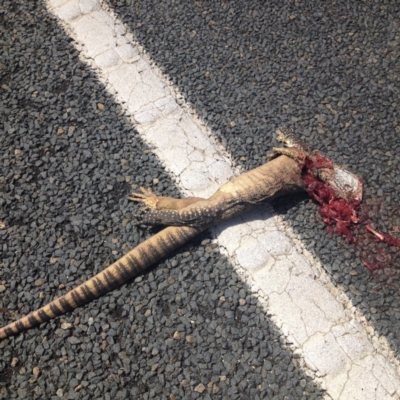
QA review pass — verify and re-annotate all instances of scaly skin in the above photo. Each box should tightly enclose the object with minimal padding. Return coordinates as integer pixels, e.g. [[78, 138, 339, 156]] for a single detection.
[[0, 154, 303, 339], [0, 225, 202, 339]]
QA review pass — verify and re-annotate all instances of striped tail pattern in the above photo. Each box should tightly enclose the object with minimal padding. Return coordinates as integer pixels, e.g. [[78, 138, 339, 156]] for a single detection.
[[0, 225, 202, 339]]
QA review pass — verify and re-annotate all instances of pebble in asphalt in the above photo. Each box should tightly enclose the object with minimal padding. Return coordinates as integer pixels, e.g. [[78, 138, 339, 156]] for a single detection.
[[0, 1, 326, 399]]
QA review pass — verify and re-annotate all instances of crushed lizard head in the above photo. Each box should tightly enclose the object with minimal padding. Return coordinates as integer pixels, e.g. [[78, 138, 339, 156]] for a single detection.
[[273, 126, 364, 242], [274, 126, 364, 203], [275, 126, 400, 272]]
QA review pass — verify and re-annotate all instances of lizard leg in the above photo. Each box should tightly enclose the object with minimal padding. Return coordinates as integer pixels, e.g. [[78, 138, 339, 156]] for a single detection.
[[267, 147, 307, 163], [136, 201, 216, 227], [129, 187, 159, 209], [129, 187, 212, 227], [129, 187, 205, 211]]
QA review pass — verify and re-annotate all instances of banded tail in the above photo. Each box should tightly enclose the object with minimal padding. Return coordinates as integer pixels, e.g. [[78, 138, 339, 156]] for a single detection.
[[0, 225, 202, 339]]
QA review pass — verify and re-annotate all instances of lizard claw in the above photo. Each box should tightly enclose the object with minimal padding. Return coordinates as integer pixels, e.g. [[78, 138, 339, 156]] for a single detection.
[[128, 187, 159, 209]]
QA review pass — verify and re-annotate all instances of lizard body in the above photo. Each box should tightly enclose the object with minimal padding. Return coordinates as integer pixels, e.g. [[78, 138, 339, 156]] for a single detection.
[[0, 153, 303, 339], [0, 128, 363, 339]]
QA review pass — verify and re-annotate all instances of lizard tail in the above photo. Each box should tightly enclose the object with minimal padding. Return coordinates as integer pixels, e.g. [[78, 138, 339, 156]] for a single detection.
[[0, 226, 202, 339]]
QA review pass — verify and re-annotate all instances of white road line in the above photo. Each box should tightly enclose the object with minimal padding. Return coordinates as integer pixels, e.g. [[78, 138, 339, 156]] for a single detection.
[[47, 0, 400, 398]]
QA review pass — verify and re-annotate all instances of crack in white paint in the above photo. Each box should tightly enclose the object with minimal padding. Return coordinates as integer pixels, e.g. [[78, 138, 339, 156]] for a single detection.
[[46, 1, 400, 398]]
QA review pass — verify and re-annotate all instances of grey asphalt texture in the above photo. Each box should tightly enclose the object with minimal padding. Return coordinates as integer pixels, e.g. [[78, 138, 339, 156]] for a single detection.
[[0, 0, 399, 399], [108, 0, 400, 358]]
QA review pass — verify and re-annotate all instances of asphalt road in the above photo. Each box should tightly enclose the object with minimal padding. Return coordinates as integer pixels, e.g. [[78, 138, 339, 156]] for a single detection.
[[108, 0, 400, 358], [1, 0, 400, 399]]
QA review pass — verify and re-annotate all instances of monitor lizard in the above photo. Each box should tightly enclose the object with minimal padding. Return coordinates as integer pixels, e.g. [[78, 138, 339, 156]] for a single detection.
[[0, 127, 363, 339]]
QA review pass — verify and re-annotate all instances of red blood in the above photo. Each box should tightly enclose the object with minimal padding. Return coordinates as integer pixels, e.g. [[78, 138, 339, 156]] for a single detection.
[[361, 257, 377, 272], [366, 225, 400, 247], [301, 153, 399, 272], [301, 153, 360, 243]]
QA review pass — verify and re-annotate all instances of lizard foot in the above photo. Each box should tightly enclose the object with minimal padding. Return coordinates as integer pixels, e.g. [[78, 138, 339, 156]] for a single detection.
[[128, 187, 159, 209]]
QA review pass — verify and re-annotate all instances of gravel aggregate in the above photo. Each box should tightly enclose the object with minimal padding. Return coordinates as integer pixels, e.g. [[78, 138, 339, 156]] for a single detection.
[[0, 1, 327, 399], [107, 0, 400, 359]]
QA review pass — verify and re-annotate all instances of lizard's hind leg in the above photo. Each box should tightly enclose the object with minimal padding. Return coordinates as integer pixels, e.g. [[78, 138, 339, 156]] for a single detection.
[[129, 187, 205, 211], [129, 187, 209, 227], [129, 187, 160, 209]]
